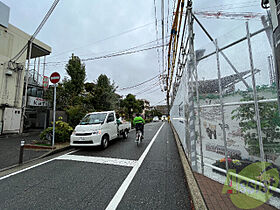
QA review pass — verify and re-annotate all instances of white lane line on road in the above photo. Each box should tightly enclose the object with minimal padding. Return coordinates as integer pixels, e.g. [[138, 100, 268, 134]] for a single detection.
[[0, 150, 78, 181], [105, 122, 165, 210], [56, 155, 137, 167]]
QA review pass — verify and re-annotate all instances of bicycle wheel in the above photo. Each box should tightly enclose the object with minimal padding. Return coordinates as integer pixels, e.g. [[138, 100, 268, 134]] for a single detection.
[[137, 132, 142, 146], [136, 131, 140, 146]]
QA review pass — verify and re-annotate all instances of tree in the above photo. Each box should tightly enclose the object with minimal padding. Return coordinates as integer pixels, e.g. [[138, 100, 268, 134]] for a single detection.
[[231, 95, 280, 156], [120, 94, 144, 119], [146, 109, 162, 118], [93, 74, 118, 111], [65, 53, 86, 96]]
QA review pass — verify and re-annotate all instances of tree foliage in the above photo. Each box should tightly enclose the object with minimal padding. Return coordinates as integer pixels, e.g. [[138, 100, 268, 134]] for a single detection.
[[93, 74, 118, 111], [231, 95, 280, 155], [44, 55, 150, 128], [120, 94, 144, 119], [145, 109, 163, 118], [65, 54, 86, 95]]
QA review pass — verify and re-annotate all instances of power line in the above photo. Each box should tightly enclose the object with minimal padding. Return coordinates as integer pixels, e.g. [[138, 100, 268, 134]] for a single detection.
[[82, 44, 168, 62], [48, 21, 157, 59], [35, 36, 169, 67], [48, 16, 172, 60], [134, 81, 161, 95], [41, 43, 168, 67], [10, 0, 60, 62], [118, 74, 160, 91], [154, 99, 166, 105]]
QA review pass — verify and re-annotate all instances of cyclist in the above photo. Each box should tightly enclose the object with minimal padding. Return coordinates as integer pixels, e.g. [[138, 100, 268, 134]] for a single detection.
[[133, 113, 145, 139]]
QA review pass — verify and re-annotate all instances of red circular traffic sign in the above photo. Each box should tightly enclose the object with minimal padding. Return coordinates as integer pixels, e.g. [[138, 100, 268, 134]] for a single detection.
[[50, 72, 60, 84]]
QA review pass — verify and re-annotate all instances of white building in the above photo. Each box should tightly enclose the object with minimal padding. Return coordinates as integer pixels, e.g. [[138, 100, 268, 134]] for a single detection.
[[0, 2, 51, 134]]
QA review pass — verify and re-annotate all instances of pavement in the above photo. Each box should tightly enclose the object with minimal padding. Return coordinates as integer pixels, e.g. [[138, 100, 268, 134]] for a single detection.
[[0, 122, 192, 209], [194, 172, 277, 210], [0, 131, 49, 170], [0, 129, 74, 171]]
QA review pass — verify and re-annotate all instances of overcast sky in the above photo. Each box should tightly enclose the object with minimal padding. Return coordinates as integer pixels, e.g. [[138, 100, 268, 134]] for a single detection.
[[1, 0, 268, 105]]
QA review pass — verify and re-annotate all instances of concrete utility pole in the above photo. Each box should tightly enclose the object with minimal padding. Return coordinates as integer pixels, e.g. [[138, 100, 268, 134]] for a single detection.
[[18, 0, 60, 133], [20, 41, 32, 134]]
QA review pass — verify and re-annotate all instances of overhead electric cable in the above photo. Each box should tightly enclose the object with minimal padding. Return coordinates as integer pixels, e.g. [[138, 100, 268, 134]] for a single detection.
[[119, 74, 160, 91], [154, 99, 166, 105], [42, 43, 168, 67], [10, 0, 60, 62], [134, 81, 161, 95], [48, 17, 172, 60]]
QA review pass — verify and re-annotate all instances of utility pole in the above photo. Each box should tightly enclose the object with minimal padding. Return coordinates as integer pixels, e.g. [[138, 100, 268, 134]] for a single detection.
[[20, 41, 32, 134], [18, 0, 60, 133]]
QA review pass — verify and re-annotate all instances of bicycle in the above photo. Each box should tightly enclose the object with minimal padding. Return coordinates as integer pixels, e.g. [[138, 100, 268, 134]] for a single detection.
[[135, 129, 142, 146]]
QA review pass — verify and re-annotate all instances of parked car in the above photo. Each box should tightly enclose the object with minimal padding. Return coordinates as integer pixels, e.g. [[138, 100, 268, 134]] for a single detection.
[[152, 116, 159, 122], [70, 111, 131, 148]]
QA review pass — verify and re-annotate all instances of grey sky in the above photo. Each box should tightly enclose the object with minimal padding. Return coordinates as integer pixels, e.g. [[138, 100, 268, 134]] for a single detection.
[[2, 0, 267, 105]]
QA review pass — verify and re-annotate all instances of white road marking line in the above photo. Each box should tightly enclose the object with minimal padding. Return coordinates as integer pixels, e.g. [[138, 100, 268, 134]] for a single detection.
[[105, 123, 165, 210], [0, 150, 77, 181], [56, 155, 137, 167]]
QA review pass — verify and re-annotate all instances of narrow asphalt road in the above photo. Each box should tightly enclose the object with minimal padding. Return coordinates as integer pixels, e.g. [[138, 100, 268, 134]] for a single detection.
[[0, 122, 191, 210]]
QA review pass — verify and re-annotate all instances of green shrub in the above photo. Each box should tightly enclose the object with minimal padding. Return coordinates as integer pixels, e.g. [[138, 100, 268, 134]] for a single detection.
[[40, 120, 73, 143], [66, 105, 87, 127]]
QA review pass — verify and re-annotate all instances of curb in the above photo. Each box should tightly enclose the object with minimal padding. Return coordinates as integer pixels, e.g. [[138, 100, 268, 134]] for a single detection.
[[24, 144, 55, 150], [170, 123, 208, 210]]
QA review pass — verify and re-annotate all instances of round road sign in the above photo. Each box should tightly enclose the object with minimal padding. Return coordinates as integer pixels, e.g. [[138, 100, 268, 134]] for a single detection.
[[50, 72, 60, 84]]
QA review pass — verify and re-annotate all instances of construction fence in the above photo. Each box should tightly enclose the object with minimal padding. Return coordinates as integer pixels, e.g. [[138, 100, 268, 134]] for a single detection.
[[170, 17, 280, 208]]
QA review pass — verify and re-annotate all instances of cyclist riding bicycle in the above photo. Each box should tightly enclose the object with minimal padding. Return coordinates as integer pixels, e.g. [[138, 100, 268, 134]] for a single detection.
[[133, 113, 145, 139]]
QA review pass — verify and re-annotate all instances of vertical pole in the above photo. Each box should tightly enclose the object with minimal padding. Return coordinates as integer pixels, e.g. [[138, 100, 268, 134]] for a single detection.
[[52, 84, 57, 148], [20, 41, 33, 133], [184, 71, 190, 159], [271, 55, 276, 83], [43, 56, 46, 80], [188, 8, 197, 172], [268, 56, 273, 86], [194, 51, 204, 174], [37, 57, 40, 84], [19, 140, 25, 164], [33, 57, 36, 81], [246, 22, 265, 161], [215, 39, 229, 172]]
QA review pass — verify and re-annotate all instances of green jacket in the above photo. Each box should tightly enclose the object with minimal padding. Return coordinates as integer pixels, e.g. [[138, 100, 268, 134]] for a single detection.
[[133, 116, 145, 126]]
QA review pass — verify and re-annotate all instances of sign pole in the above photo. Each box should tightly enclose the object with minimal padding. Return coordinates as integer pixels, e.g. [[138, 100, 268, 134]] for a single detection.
[[50, 72, 60, 148], [52, 84, 56, 148]]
